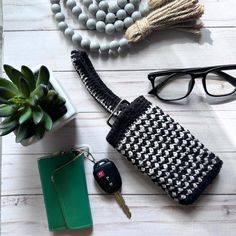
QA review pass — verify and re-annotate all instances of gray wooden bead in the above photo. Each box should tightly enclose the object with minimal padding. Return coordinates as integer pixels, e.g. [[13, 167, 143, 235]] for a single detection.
[[105, 23, 115, 35], [50, 0, 60, 4], [114, 20, 124, 31], [64, 28, 74, 38], [78, 13, 89, 24], [55, 12, 65, 22], [90, 42, 100, 51], [124, 17, 134, 28], [110, 40, 119, 50], [81, 38, 91, 49], [99, 1, 109, 12], [96, 21, 105, 32], [51, 4, 61, 14], [100, 44, 110, 53], [130, 0, 140, 6], [119, 38, 129, 48], [109, 2, 120, 14], [132, 11, 142, 21], [83, 0, 93, 7], [58, 21, 68, 31], [140, 5, 149, 16], [86, 18, 96, 30], [124, 3, 135, 15], [89, 3, 99, 15], [72, 33, 82, 45], [96, 10, 106, 21], [116, 9, 126, 20], [66, 0, 76, 10], [117, 0, 128, 8], [106, 13, 116, 23], [72, 6, 82, 16]]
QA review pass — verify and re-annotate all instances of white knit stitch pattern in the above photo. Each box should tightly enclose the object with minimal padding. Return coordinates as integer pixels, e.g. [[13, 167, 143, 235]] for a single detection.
[[116, 105, 220, 202]]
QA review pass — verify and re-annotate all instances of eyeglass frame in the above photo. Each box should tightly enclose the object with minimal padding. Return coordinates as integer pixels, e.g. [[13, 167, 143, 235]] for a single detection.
[[148, 65, 236, 101]]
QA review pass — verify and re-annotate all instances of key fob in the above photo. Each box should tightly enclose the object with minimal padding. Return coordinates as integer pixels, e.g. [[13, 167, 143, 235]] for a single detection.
[[93, 159, 122, 193]]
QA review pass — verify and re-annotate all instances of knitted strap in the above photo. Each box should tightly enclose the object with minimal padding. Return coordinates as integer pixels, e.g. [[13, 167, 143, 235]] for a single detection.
[[71, 50, 128, 114], [106, 96, 223, 204], [71, 50, 223, 204]]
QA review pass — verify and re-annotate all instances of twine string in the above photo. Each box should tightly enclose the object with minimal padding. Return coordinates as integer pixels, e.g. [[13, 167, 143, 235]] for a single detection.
[[125, 0, 204, 43]]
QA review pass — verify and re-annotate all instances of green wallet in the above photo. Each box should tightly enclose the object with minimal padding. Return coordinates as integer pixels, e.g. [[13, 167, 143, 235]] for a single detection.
[[37, 150, 93, 231]]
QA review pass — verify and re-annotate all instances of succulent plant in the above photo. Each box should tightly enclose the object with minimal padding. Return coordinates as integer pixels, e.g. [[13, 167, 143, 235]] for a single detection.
[[0, 64, 67, 143]]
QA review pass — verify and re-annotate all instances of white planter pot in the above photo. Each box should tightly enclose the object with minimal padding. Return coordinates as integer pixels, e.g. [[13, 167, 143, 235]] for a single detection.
[[19, 65, 77, 146]]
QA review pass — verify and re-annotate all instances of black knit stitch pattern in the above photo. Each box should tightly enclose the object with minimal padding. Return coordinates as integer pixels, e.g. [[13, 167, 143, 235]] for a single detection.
[[71, 50, 122, 113], [107, 96, 223, 204]]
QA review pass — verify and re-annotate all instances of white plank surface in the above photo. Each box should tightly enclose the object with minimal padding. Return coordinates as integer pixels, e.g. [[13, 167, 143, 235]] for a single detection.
[[2, 195, 236, 236], [2, 0, 236, 235], [2, 152, 236, 195], [33, 71, 236, 112], [3, 28, 236, 71], [3, 0, 236, 30], [2, 111, 236, 154]]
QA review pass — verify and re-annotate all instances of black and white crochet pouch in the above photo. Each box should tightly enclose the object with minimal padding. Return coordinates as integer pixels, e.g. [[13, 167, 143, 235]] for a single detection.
[[71, 50, 223, 205]]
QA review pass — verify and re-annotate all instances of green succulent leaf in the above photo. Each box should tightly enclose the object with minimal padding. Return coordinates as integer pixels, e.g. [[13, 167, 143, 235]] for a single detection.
[[57, 96, 66, 106], [47, 90, 58, 101], [49, 96, 66, 111], [0, 121, 18, 136], [0, 87, 17, 103], [0, 104, 16, 117], [43, 112, 53, 131], [0, 97, 8, 104], [18, 77, 30, 98], [19, 107, 32, 124], [33, 106, 44, 124], [35, 123, 46, 140], [0, 77, 19, 94], [36, 66, 50, 87], [0, 116, 18, 129], [28, 95, 39, 106], [40, 90, 57, 107], [30, 84, 48, 100], [3, 65, 23, 87], [21, 66, 36, 91], [3, 64, 17, 84], [15, 123, 30, 143]]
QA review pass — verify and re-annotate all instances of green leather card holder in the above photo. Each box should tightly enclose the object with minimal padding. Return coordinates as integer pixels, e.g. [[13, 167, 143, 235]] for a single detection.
[[37, 150, 93, 231]]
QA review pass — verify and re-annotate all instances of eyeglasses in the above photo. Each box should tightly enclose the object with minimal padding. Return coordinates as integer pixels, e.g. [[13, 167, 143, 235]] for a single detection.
[[148, 65, 236, 101]]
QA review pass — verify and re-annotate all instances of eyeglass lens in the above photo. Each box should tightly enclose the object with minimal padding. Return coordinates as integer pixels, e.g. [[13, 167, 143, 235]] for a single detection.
[[155, 73, 193, 100], [154, 68, 236, 100], [205, 69, 236, 96]]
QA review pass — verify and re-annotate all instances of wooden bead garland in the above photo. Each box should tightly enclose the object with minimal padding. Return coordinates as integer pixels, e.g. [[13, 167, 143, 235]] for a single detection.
[[68, 0, 148, 34], [51, 0, 204, 54], [51, 0, 147, 53]]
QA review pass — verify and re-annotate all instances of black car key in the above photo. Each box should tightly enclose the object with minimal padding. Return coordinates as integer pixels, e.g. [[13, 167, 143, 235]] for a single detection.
[[93, 159, 131, 219]]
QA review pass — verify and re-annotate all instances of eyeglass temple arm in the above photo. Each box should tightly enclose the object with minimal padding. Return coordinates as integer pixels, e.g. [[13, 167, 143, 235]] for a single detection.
[[148, 76, 173, 94], [215, 71, 236, 87], [148, 66, 216, 78], [148, 65, 236, 78]]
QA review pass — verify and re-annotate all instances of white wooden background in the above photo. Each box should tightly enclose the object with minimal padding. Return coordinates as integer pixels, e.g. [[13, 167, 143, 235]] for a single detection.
[[1, 0, 236, 235]]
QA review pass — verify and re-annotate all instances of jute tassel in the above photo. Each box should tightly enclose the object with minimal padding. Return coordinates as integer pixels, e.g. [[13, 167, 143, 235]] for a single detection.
[[125, 0, 204, 43], [148, 0, 174, 9]]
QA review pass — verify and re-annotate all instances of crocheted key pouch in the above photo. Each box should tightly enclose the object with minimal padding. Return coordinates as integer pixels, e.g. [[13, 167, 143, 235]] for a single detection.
[[71, 50, 223, 205]]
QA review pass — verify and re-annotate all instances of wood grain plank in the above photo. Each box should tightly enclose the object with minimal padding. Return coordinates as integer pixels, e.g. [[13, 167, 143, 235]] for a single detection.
[[3, 28, 236, 71], [2, 0, 236, 235], [53, 71, 236, 112], [3, 70, 236, 113], [1, 152, 236, 196], [2, 110, 236, 155], [3, 0, 236, 31], [2, 195, 236, 236]]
